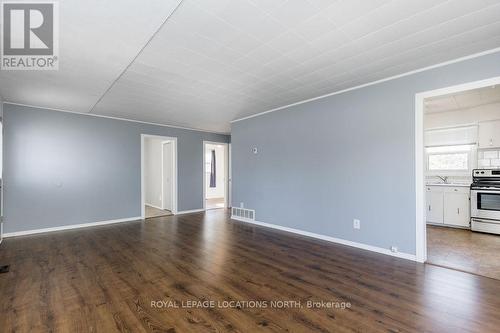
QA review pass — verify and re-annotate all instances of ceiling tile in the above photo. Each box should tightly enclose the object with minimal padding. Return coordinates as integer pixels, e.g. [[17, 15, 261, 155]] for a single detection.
[[2, 0, 500, 133], [323, 0, 391, 28], [266, 32, 308, 54], [340, 0, 446, 40], [352, 2, 500, 58], [0, 0, 181, 112], [215, 0, 287, 43], [267, 0, 322, 28], [454, 91, 481, 109], [244, 44, 283, 65], [305, 0, 338, 11], [248, 0, 288, 13], [353, 0, 498, 51], [292, 13, 338, 41], [189, 0, 233, 14], [480, 85, 500, 104], [425, 85, 500, 114]]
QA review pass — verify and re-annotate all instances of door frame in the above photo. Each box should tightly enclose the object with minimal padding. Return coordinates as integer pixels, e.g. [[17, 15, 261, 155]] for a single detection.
[[141, 134, 178, 218], [161, 141, 174, 211], [228, 143, 232, 209], [414, 76, 500, 263], [203, 141, 229, 210]]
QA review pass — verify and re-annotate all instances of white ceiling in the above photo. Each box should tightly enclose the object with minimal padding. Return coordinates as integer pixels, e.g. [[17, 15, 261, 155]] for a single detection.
[[2, 0, 500, 133], [425, 84, 500, 113], [0, 0, 181, 111]]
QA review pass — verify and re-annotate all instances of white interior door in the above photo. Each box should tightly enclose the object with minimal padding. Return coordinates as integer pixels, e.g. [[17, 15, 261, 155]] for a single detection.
[[162, 142, 173, 211]]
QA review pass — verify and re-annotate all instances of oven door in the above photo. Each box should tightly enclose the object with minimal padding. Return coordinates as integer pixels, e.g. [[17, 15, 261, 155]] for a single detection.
[[471, 189, 500, 220]]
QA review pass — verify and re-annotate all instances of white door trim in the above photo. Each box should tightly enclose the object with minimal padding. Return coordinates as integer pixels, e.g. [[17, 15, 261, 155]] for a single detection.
[[161, 141, 174, 211], [141, 134, 178, 218], [228, 143, 232, 209], [203, 141, 229, 210], [414, 76, 500, 263]]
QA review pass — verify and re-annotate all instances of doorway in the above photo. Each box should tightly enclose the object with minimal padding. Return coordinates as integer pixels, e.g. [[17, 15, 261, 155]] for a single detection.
[[416, 77, 500, 280], [203, 141, 228, 210], [141, 135, 178, 218]]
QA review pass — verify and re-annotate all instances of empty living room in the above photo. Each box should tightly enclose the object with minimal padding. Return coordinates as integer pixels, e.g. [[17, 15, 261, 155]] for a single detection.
[[2, 1, 500, 332]]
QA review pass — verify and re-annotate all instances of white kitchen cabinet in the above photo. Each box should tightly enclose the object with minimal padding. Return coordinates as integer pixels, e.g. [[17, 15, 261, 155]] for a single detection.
[[443, 192, 470, 227], [478, 120, 500, 149], [426, 187, 444, 224], [426, 185, 470, 228]]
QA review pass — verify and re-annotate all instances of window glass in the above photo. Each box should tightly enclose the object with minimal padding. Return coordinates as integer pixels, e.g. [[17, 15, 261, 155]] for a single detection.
[[428, 152, 468, 171]]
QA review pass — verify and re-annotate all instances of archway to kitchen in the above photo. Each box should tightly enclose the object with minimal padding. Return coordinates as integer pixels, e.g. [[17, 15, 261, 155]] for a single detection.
[[416, 77, 500, 279]]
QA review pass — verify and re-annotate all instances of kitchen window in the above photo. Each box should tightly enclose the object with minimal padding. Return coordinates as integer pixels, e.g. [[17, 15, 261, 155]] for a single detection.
[[426, 145, 474, 174]]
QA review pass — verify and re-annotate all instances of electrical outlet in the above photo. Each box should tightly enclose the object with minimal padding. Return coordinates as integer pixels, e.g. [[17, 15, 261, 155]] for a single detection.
[[240, 202, 244, 208], [353, 219, 360, 230], [391, 246, 398, 253]]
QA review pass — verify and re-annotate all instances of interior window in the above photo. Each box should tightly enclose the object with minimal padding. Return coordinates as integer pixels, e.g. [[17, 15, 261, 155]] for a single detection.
[[426, 145, 473, 172], [428, 153, 468, 171]]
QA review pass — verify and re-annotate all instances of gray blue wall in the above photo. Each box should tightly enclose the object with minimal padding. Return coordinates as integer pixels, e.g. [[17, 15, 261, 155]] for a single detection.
[[3, 104, 229, 233], [0, 96, 3, 221], [231, 51, 500, 255]]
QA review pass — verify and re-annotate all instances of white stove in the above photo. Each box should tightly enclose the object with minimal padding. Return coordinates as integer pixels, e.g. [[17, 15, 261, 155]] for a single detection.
[[471, 169, 500, 234]]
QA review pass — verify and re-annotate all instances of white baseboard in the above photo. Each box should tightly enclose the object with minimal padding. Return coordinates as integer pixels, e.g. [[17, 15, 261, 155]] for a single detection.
[[3, 216, 142, 238], [231, 216, 417, 262], [175, 208, 205, 215]]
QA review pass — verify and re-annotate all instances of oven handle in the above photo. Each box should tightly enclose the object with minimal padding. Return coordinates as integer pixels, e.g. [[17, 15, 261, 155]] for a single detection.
[[471, 217, 500, 224]]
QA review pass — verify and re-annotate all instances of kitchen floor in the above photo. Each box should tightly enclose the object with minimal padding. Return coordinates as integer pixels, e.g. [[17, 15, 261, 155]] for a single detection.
[[145, 205, 172, 218], [427, 225, 500, 280]]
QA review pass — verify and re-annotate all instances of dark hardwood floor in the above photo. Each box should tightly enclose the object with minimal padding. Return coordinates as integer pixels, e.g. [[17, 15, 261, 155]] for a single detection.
[[1, 209, 500, 332]]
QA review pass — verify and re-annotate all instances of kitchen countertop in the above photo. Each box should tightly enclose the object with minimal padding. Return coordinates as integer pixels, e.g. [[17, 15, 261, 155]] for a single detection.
[[425, 183, 471, 187]]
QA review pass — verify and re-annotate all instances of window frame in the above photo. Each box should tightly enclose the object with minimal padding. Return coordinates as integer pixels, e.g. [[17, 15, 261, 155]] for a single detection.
[[425, 144, 475, 176]]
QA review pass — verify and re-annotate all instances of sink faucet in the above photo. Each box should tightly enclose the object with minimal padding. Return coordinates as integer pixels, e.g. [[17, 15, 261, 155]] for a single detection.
[[436, 175, 449, 184]]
